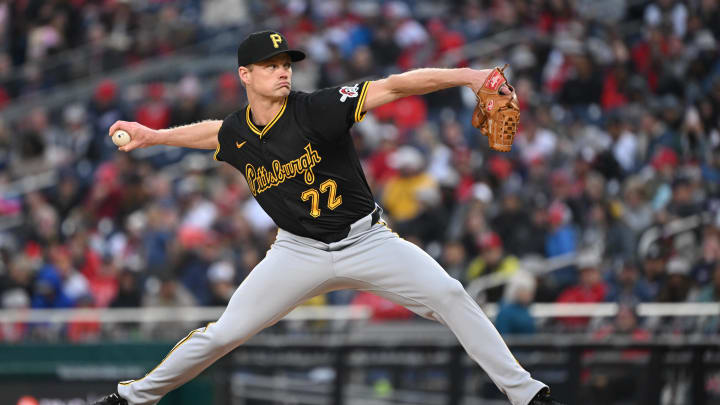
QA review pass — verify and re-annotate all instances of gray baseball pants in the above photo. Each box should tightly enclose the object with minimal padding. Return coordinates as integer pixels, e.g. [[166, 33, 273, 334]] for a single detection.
[[118, 212, 546, 405]]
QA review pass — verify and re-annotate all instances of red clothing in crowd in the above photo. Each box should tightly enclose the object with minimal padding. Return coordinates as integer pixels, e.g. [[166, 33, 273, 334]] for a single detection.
[[367, 149, 397, 186], [135, 83, 170, 130], [351, 291, 413, 322], [601, 71, 628, 110], [135, 102, 170, 130], [372, 96, 427, 133], [556, 282, 608, 328]]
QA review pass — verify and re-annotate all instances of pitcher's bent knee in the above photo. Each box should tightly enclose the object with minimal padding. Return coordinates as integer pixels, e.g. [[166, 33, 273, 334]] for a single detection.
[[209, 332, 237, 351], [208, 324, 257, 352]]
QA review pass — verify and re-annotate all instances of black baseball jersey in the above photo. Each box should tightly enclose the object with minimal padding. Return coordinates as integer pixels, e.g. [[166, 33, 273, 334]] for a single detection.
[[214, 81, 376, 243]]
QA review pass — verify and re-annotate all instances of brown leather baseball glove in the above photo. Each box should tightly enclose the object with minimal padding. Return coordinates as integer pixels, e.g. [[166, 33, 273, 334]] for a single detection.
[[471, 64, 519, 152]]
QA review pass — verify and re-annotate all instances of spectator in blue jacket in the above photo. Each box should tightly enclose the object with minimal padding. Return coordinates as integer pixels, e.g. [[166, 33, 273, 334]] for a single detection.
[[495, 270, 537, 336], [545, 202, 578, 290]]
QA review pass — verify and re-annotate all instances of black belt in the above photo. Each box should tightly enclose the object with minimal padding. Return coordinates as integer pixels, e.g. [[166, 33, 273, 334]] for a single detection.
[[322, 205, 381, 243], [370, 206, 381, 226]]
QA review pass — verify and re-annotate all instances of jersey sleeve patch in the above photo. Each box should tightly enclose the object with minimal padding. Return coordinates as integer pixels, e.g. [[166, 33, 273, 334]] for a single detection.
[[339, 84, 360, 102]]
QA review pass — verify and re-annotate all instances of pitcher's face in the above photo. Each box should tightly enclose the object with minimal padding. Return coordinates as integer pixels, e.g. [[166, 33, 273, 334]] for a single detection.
[[239, 53, 292, 99]]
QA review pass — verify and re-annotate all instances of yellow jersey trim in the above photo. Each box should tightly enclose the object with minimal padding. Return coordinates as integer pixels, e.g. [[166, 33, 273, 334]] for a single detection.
[[354, 81, 370, 122], [246, 97, 288, 138], [119, 322, 215, 386], [213, 143, 221, 161]]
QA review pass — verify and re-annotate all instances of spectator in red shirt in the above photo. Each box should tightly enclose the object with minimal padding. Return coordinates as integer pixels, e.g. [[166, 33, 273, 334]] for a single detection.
[[372, 95, 427, 134], [85, 160, 125, 223], [135, 82, 170, 130], [351, 291, 413, 322], [367, 130, 399, 186], [601, 64, 629, 110], [556, 252, 608, 329], [631, 27, 669, 92]]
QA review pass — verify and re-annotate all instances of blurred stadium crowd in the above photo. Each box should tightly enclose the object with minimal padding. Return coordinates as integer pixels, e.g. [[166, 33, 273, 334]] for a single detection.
[[1, 0, 720, 342]]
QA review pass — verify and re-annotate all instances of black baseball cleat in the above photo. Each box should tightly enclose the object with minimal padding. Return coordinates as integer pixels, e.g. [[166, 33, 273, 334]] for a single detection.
[[92, 393, 128, 405], [528, 387, 565, 405]]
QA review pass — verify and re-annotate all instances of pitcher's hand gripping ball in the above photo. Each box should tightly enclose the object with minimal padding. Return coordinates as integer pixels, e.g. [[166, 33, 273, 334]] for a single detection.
[[112, 130, 131, 147], [472, 64, 520, 152]]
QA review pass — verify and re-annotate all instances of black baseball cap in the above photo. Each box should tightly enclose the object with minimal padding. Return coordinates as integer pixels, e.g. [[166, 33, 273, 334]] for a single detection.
[[237, 30, 306, 67]]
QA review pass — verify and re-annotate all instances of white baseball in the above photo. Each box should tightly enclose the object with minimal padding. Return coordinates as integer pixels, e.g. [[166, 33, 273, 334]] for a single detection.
[[112, 130, 131, 147]]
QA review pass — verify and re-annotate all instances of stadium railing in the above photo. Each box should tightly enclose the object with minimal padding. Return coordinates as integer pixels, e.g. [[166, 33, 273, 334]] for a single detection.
[[1, 302, 717, 324]]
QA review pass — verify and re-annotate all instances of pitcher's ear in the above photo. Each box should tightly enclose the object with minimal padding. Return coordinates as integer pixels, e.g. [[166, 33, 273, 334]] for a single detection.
[[238, 65, 253, 87]]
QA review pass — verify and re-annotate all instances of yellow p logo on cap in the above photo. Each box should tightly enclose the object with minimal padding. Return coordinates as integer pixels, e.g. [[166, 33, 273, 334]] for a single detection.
[[270, 34, 282, 48]]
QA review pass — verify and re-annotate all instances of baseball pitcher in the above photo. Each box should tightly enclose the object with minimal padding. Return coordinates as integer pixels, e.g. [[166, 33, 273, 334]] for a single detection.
[[95, 30, 561, 405]]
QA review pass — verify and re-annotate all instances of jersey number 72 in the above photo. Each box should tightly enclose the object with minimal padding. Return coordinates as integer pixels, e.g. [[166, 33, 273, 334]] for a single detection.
[[301, 179, 343, 218]]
